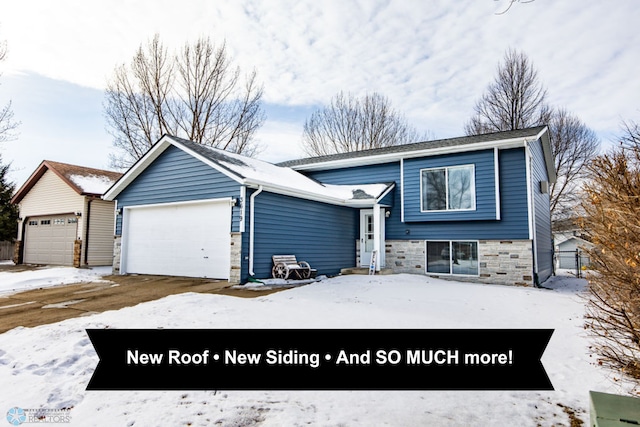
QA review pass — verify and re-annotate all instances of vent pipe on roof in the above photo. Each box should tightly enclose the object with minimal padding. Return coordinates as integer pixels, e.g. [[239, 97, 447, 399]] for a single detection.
[[248, 185, 263, 276]]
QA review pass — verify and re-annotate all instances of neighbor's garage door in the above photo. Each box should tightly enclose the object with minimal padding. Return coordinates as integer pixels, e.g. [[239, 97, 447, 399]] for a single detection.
[[123, 200, 231, 279], [24, 214, 78, 265]]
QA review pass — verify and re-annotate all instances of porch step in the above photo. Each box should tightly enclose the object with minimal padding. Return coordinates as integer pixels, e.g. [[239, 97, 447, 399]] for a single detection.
[[340, 267, 394, 275]]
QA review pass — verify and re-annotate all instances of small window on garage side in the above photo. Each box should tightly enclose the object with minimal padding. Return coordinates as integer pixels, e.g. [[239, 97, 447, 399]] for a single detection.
[[426, 241, 479, 276], [54, 218, 65, 225], [40, 219, 51, 225], [28, 220, 38, 226], [68, 218, 78, 224]]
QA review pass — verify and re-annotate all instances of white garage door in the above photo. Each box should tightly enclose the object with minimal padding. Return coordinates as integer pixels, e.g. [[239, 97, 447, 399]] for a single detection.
[[123, 200, 231, 279], [24, 214, 78, 265]]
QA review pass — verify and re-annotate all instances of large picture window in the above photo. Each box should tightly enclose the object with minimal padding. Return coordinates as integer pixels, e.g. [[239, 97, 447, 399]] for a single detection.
[[426, 241, 479, 276], [421, 165, 475, 211]]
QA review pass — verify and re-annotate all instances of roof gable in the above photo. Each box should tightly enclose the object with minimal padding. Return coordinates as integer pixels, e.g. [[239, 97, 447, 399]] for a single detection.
[[104, 135, 394, 207], [278, 126, 555, 182], [12, 160, 122, 204]]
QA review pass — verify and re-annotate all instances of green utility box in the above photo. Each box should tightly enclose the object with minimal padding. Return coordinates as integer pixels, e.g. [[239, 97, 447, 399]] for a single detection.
[[590, 390, 640, 426]]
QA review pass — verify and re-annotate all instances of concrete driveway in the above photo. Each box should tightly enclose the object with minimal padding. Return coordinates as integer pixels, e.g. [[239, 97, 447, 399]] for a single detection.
[[0, 272, 281, 333]]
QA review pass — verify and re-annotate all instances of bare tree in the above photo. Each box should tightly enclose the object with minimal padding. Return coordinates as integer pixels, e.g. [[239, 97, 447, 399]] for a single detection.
[[581, 121, 640, 388], [465, 48, 551, 135], [549, 108, 600, 221], [620, 119, 640, 149], [105, 34, 265, 168], [0, 37, 19, 143], [466, 49, 602, 220], [302, 91, 428, 156], [494, 0, 535, 15]]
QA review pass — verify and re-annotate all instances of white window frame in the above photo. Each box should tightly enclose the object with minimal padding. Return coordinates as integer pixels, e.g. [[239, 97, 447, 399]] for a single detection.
[[425, 240, 480, 277], [420, 164, 476, 212]]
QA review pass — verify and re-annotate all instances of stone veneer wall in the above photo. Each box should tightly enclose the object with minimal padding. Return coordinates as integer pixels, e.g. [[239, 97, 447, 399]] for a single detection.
[[13, 240, 23, 265], [112, 236, 122, 274], [229, 232, 242, 284], [385, 240, 426, 274], [73, 239, 82, 268], [384, 239, 534, 286], [477, 240, 533, 286]]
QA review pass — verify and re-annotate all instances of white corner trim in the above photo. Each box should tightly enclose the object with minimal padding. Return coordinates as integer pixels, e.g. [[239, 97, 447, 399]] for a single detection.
[[494, 147, 501, 221], [239, 186, 246, 233], [400, 158, 405, 223], [524, 141, 539, 277], [524, 143, 534, 241]]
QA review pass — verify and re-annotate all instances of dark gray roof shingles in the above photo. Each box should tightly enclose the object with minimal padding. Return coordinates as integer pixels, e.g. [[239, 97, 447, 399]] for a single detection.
[[277, 126, 547, 168]]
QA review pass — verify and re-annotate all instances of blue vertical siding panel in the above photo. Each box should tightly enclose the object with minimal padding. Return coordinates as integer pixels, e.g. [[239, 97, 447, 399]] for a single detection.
[[249, 191, 358, 279], [378, 188, 394, 207], [114, 145, 241, 235], [306, 162, 404, 239], [396, 149, 529, 240], [403, 150, 496, 221], [529, 139, 554, 283], [304, 149, 529, 240]]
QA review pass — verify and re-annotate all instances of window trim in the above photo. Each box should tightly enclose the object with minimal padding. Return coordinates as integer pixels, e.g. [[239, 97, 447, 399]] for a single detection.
[[419, 164, 476, 213], [425, 240, 480, 277]]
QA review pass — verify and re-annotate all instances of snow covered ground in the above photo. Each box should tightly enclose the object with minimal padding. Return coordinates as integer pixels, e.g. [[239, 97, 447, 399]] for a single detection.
[[0, 271, 631, 426], [0, 262, 112, 295]]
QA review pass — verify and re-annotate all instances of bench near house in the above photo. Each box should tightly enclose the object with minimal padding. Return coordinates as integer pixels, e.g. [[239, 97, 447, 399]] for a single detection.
[[103, 126, 555, 286]]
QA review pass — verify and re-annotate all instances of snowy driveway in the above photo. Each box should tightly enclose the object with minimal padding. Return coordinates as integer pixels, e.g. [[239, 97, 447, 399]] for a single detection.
[[0, 267, 247, 333]]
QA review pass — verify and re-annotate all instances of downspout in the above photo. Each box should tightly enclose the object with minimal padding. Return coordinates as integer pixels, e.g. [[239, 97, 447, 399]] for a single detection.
[[249, 185, 263, 276], [84, 197, 93, 265]]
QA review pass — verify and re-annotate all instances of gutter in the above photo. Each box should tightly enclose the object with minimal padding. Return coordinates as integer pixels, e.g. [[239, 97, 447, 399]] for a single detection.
[[288, 137, 530, 172], [248, 185, 263, 276], [243, 179, 390, 208], [84, 197, 94, 265]]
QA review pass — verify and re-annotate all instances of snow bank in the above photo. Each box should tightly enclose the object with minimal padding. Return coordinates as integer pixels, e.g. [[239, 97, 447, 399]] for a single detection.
[[0, 273, 629, 426], [0, 266, 112, 295]]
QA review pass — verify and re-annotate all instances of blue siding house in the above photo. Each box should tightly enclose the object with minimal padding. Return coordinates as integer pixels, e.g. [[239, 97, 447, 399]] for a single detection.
[[104, 126, 555, 286]]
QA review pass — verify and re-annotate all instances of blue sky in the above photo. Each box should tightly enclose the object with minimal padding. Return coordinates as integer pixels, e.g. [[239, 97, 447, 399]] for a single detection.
[[1, 0, 639, 186]]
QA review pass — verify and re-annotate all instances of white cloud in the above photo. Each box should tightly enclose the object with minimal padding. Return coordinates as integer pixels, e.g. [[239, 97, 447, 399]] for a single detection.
[[1, 0, 639, 173]]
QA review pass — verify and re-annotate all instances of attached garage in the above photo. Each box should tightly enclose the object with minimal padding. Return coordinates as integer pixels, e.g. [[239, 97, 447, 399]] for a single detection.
[[121, 200, 232, 279], [23, 214, 78, 265]]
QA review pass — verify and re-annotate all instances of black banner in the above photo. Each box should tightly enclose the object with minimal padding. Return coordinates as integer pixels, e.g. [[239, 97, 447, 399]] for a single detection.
[[86, 329, 553, 390]]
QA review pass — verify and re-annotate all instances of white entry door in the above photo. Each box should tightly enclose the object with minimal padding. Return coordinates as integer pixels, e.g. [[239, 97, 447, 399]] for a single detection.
[[122, 200, 231, 279], [359, 208, 385, 268]]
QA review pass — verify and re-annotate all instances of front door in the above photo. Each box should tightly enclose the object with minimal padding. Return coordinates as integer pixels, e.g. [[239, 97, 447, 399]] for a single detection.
[[360, 208, 385, 268], [360, 211, 375, 267]]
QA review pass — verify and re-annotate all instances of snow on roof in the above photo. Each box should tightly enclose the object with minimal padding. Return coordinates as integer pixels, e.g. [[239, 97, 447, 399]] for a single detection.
[[69, 174, 119, 195], [12, 160, 124, 204], [177, 138, 392, 203]]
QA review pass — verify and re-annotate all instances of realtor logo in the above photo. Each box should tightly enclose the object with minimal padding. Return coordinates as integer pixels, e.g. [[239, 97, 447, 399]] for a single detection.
[[6, 408, 25, 426], [4, 407, 70, 425]]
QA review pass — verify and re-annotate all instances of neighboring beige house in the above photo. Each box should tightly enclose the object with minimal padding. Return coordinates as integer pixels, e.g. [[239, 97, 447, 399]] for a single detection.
[[11, 160, 122, 267]]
